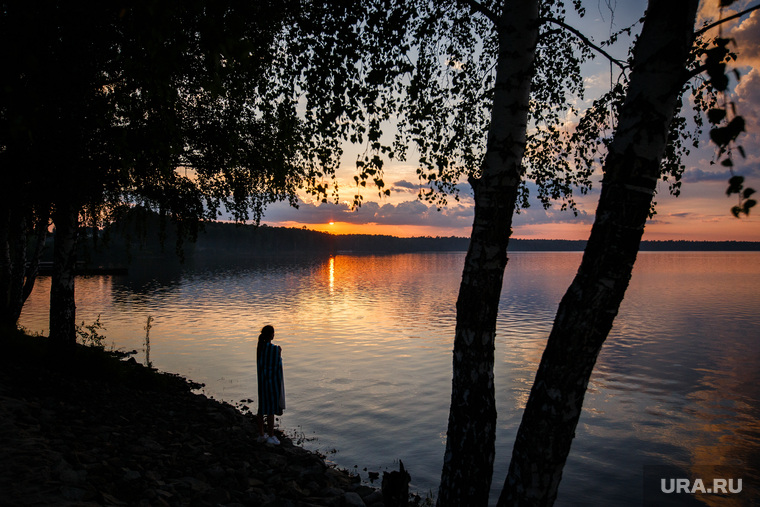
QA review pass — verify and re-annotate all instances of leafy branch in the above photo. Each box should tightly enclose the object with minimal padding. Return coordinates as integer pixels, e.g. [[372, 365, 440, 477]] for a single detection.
[[539, 16, 629, 71], [726, 175, 756, 217], [698, 1, 757, 217]]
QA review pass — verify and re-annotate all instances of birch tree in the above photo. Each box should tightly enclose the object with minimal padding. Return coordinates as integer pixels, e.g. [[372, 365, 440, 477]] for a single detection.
[[278, 4, 593, 501], [1, 0, 306, 344], [281, 0, 756, 504], [499, 1, 757, 503], [500, 1, 701, 504], [4, 0, 751, 504]]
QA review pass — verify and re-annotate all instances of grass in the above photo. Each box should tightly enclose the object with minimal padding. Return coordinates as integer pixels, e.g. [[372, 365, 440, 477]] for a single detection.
[[1, 327, 202, 393]]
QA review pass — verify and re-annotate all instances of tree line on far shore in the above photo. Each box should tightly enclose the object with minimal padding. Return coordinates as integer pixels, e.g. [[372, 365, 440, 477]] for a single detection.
[[59, 210, 760, 270]]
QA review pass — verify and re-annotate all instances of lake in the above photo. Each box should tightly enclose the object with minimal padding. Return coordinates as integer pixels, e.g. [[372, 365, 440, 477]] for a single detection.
[[18, 251, 760, 506]]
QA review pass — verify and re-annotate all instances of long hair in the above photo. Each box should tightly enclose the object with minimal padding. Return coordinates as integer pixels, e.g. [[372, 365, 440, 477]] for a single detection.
[[257, 325, 275, 360]]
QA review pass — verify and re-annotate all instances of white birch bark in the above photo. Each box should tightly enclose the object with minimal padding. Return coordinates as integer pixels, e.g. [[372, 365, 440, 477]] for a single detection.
[[438, 1, 540, 504], [499, 2, 700, 505]]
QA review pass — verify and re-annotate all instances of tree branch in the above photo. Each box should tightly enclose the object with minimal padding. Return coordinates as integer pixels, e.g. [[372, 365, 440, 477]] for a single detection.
[[682, 3, 760, 85], [540, 16, 628, 71], [695, 3, 760, 37], [683, 63, 708, 82], [458, 0, 500, 27]]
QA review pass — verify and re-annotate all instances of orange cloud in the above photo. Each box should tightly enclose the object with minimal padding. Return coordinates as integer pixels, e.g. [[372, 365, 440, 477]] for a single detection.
[[731, 8, 760, 69]]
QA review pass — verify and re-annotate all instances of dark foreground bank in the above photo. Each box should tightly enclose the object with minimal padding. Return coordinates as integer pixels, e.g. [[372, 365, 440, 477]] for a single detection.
[[0, 332, 393, 506]]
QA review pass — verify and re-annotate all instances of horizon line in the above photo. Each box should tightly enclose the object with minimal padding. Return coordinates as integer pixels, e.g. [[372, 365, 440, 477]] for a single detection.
[[208, 221, 760, 244]]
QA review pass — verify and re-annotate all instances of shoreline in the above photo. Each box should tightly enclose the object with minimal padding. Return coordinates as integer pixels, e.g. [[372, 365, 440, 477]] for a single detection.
[[0, 332, 395, 506]]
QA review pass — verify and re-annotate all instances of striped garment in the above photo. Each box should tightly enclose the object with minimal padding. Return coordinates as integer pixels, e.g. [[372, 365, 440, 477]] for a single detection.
[[257, 342, 285, 416]]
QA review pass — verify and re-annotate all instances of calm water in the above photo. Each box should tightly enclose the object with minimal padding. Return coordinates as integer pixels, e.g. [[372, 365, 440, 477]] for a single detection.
[[19, 252, 760, 506]]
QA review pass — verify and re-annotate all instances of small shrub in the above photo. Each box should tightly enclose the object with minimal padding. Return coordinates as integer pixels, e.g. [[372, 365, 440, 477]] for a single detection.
[[76, 315, 107, 348]]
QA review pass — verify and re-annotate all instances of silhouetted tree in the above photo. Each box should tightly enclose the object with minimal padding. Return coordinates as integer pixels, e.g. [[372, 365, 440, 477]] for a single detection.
[[276, 2, 601, 502], [272, 0, 756, 505], [500, 2, 757, 504], [1, 1, 305, 344], [0, 202, 47, 331], [500, 1, 701, 504], [3, 0, 753, 504]]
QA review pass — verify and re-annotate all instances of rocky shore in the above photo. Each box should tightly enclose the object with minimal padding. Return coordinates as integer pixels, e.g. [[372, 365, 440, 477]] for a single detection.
[[0, 332, 393, 506]]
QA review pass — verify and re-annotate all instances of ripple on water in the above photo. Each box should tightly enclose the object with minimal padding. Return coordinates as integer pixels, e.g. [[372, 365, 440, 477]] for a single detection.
[[18, 252, 760, 506]]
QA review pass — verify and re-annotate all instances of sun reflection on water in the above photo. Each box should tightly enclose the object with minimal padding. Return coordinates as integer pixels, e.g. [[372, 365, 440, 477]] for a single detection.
[[17, 251, 760, 506]]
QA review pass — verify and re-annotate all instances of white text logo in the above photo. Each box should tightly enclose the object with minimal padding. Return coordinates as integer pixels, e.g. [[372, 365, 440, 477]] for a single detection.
[[660, 478, 742, 494]]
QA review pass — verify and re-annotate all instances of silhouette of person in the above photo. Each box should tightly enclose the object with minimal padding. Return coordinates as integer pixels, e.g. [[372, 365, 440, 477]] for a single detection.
[[256, 325, 285, 444]]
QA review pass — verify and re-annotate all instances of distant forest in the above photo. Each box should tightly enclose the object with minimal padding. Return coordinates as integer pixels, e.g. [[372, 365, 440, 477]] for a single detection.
[[72, 219, 760, 267], [119, 220, 760, 257], [194, 223, 759, 253]]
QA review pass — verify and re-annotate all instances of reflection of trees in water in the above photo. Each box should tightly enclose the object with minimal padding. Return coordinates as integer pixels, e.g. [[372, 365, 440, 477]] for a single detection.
[[109, 254, 330, 305], [17, 252, 760, 504], [110, 257, 186, 297]]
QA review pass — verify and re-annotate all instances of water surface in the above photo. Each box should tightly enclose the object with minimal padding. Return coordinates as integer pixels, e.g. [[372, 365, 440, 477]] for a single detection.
[[19, 252, 760, 505]]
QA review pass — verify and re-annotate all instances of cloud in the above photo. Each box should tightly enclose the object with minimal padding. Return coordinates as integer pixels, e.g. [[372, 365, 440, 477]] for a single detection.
[[261, 198, 474, 230], [696, 3, 759, 75], [736, 68, 760, 156], [513, 205, 594, 227], [731, 9, 760, 70], [647, 212, 692, 225], [683, 167, 736, 182], [736, 68, 760, 110], [259, 194, 594, 237], [697, 1, 754, 32], [388, 179, 475, 202], [685, 161, 760, 180], [391, 179, 419, 193], [375, 200, 471, 227]]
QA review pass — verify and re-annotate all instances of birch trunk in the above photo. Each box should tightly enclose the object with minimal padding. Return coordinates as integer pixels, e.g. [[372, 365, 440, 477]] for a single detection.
[[499, 2, 699, 505], [0, 205, 47, 330], [49, 203, 79, 347], [437, 1, 540, 505], [21, 213, 48, 308]]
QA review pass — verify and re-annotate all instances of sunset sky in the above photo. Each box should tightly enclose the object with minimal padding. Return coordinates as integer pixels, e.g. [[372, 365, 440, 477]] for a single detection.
[[259, 1, 760, 241]]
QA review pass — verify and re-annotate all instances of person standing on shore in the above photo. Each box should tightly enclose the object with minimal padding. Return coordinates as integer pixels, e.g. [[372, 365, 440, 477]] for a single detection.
[[256, 325, 285, 445]]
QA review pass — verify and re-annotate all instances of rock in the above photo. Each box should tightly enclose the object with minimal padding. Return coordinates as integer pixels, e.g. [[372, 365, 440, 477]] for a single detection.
[[60, 485, 91, 501], [266, 454, 289, 468], [122, 469, 141, 481], [363, 489, 384, 505], [262, 497, 297, 507], [0, 334, 386, 507], [178, 476, 209, 492], [248, 477, 266, 487], [319, 486, 346, 498], [137, 437, 164, 452], [354, 484, 376, 498], [204, 486, 231, 503], [205, 463, 226, 480], [59, 468, 86, 484], [343, 491, 366, 507]]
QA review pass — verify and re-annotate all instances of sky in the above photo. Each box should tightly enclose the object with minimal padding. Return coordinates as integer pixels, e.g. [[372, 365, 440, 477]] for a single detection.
[[258, 1, 760, 241]]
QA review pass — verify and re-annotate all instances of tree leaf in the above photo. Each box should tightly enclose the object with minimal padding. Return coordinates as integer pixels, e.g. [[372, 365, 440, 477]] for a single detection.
[[726, 175, 744, 196], [707, 108, 726, 124]]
